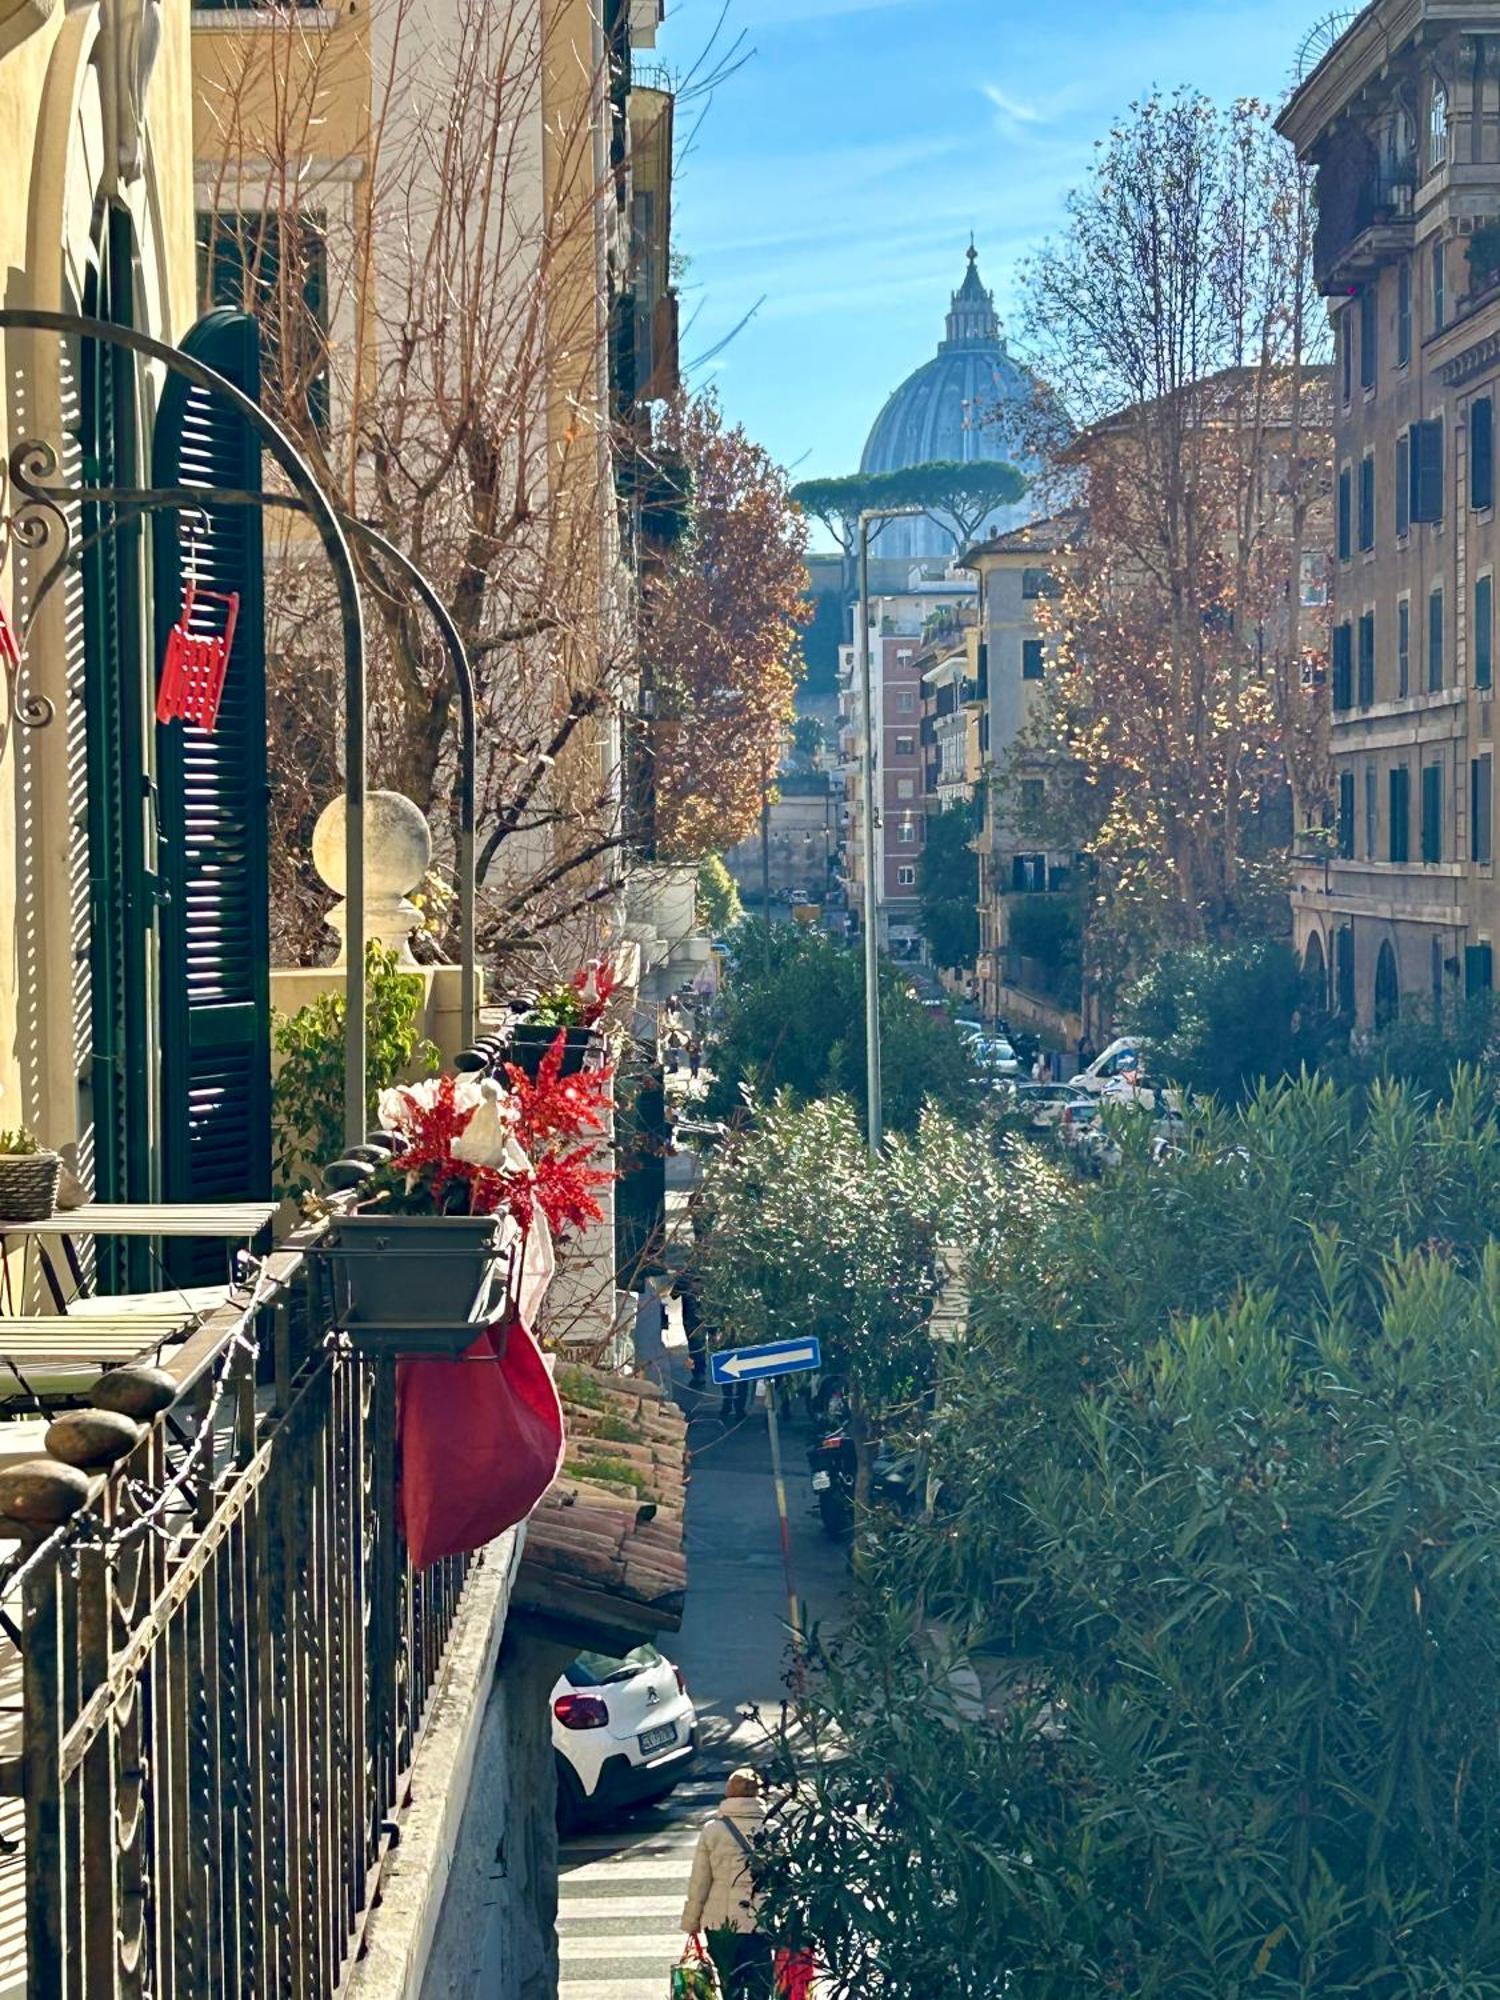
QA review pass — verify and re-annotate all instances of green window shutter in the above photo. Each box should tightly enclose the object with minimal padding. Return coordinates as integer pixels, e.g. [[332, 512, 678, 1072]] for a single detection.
[[1389, 766, 1410, 864], [151, 309, 271, 1270], [1421, 762, 1443, 863], [81, 209, 155, 1290], [1477, 574, 1493, 690]]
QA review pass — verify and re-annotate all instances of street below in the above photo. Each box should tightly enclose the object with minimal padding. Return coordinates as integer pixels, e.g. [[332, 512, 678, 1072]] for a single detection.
[[556, 1341, 847, 1999]]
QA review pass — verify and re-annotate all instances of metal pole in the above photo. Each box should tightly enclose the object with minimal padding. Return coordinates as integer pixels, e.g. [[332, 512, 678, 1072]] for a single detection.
[[857, 516, 883, 1153], [761, 765, 772, 970], [764, 1390, 803, 1651]]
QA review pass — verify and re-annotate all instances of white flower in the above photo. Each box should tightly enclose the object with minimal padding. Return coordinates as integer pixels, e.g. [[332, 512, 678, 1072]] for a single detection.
[[450, 1077, 523, 1170]]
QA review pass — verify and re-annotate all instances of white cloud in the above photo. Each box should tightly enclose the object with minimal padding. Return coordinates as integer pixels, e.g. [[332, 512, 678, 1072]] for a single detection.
[[982, 83, 1045, 126]]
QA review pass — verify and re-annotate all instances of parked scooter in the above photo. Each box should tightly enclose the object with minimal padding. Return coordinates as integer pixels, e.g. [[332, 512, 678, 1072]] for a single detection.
[[806, 1426, 921, 1541], [807, 1427, 856, 1538]]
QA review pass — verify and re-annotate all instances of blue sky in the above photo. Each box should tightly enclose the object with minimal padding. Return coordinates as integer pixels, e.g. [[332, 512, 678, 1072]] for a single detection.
[[652, 0, 1337, 490]]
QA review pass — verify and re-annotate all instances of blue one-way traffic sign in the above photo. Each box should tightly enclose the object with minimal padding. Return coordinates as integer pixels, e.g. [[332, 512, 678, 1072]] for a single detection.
[[710, 1336, 822, 1386]]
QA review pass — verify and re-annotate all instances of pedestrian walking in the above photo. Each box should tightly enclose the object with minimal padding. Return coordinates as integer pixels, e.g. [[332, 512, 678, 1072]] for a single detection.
[[1077, 1030, 1098, 1070], [719, 1370, 750, 1424], [688, 1035, 703, 1081], [1031, 1049, 1053, 1084], [681, 1770, 774, 1997], [676, 1266, 708, 1388]]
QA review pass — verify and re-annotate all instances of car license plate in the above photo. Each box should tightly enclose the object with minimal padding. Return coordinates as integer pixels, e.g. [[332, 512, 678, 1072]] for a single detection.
[[811, 1470, 832, 1492], [639, 1722, 678, 1756]]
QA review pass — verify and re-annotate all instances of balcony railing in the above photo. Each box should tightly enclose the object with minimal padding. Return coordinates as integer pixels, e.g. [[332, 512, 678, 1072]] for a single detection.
[[9, 1222, 473, 1997], [1313, 160, 1416, 292]]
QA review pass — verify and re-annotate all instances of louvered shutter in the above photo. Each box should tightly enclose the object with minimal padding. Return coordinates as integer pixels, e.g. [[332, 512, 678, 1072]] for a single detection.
[[151, 310, 270, 1272], [1411, 419, 1445, 522], [81, 212, 155, 1291]]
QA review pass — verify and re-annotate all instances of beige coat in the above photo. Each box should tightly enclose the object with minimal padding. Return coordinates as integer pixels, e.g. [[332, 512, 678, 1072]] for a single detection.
[[681, 1796, 766, 1935]]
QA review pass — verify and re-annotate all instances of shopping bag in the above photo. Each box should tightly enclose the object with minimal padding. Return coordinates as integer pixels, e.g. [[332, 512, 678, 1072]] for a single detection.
[[775, 1946, 817, 1999], [396, 1315, 565, 1567], [669, 1936, 722, 1999]]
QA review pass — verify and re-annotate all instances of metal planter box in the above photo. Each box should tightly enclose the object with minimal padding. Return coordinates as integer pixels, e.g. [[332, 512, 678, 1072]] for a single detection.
[[505, 1025, 597, 1078], [320, 1210, 522, 1358]]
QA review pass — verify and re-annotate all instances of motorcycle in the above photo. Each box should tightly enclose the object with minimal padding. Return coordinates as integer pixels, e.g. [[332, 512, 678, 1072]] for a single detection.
[[807, 1427, 855, 1539], [807, 1427, 922, 1540]]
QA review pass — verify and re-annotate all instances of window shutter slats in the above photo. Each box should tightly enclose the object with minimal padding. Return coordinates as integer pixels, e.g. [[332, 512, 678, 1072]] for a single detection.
[[151, 310, 270, 1273]]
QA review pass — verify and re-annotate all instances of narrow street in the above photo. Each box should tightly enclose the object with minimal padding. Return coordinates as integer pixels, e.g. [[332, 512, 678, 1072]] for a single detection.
[[556, 1345, 847, 1998]]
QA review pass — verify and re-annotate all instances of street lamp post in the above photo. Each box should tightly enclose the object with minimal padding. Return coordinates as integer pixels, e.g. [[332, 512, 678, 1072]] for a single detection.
[[856, 506, 924, 1153]]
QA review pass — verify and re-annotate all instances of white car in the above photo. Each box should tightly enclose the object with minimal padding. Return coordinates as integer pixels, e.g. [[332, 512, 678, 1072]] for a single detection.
[[552, 1643, 698, 1828], [1010, 1081, 1094, 1131], [976, 1036, 1022, 1078]]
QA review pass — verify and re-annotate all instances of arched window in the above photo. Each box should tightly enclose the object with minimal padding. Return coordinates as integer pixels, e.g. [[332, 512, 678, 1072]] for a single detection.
[[1375, 939, 1400, 1030], [1303, 933, 1328, 1012], [1431, 80, 1449, 170]]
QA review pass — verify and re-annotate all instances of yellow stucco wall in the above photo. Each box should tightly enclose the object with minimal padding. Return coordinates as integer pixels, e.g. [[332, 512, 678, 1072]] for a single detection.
[[0, 0, 197, 1147]]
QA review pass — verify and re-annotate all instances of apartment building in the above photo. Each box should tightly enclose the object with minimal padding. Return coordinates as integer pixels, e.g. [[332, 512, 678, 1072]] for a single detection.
[[839, 568, 976, 958], [1280, 0, 1500, 1025], [961, 513, 1083, 1027]]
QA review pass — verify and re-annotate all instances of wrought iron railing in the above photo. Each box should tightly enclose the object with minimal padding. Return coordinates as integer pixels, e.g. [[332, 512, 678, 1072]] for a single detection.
[[8, 1224, 473, 1997]]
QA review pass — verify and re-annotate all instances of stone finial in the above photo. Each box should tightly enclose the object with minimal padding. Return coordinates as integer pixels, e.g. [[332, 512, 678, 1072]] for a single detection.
[[311, 790, 432, 966]]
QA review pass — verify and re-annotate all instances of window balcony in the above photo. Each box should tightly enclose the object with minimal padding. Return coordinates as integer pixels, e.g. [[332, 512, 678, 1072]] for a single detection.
[[1314, 166, 1416, 295]]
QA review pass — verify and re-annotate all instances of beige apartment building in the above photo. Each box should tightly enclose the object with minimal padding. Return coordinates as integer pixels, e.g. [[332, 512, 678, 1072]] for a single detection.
[[961, 513, 1083, 1031], [1281, 0, 1500, 1026]]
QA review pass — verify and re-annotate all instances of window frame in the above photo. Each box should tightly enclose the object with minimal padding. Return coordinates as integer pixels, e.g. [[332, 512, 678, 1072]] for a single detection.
[[1396, 429, 1411, 538], [1475, 753, 1494, 866], [1477, 571, 1493, 691], [1337, 461, 1353, 561], [1358, 608, 1376, 707], [1364, 763, 1379, 859], [1397, 259, 1412, 368], [1359, 284, 1378, 392], [1358, 452, 1376, 551], [1390, 764, 1412, 864], [1473, 394, 1495, 513], [1432, 234, 1446, 331], [1337, 769, 1356, 859], [1398, 594, 1411, 697], [1429, 585, 1445, 691], [1021, 638, 1045, 681], [1421, 760, 1444, 863]]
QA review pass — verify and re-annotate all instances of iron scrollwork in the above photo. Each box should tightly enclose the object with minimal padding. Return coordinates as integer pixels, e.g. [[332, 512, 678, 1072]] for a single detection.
[[0, 433, 73, 749]]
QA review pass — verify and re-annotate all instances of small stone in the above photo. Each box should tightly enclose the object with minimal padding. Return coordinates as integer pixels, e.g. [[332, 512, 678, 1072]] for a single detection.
[[45, 1410, 143, 1470], [91, 1366, 178, 1420], [0, 1458, 91, 1524]]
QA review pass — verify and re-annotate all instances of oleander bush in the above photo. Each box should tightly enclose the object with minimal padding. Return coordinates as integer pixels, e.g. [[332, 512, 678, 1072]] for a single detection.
[[758, 1072, 1500, 1996]]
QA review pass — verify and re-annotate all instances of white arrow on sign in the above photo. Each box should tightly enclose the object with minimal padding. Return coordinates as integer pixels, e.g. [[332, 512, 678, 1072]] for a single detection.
[[717, 1342, 819, 1380]]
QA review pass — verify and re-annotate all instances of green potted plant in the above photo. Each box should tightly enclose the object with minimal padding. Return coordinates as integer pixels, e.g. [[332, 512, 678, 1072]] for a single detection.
[[507, 961, 617, 1077], [0, 1128, 62, 1222]]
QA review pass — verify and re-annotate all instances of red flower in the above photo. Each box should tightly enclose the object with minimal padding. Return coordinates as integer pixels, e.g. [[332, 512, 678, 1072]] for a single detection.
[[503, 1034, 614, 1150], [533, 1146, 614, 1235]]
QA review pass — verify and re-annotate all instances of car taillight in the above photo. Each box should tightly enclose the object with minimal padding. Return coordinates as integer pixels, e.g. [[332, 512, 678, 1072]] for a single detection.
[[553, 1694, 610, 1730], [674, 1664, 687, 1697], [818, 1434, 846, 1451]]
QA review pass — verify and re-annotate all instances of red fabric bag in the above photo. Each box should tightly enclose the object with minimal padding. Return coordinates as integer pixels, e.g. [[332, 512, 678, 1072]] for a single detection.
[[774, 1948, 817, 1999], [396, 1315, 565, 1567]]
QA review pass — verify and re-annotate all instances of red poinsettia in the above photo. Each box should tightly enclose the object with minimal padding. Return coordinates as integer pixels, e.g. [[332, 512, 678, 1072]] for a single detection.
[[375, 1073, 523, 1217], [533, 1146, 614, 1234], [503, 1033, 613, 1150], [502, 1034, 617, 1236]]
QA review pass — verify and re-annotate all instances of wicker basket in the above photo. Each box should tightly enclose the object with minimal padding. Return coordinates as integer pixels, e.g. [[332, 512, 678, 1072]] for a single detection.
[[0, 1149, 61, 1222]]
